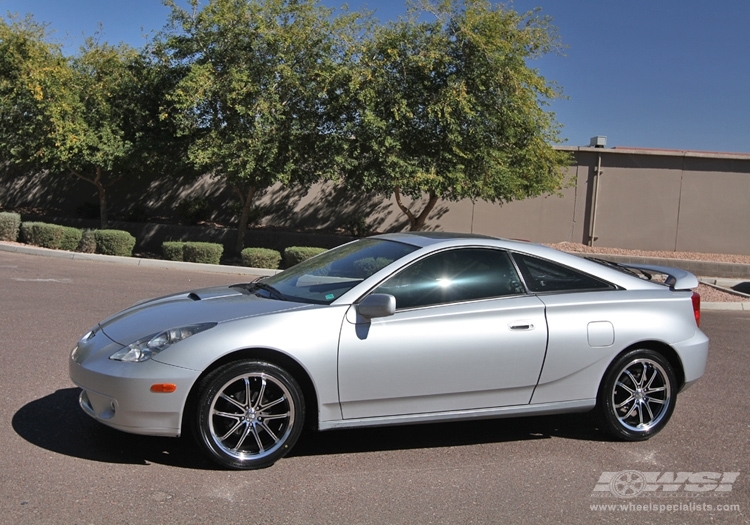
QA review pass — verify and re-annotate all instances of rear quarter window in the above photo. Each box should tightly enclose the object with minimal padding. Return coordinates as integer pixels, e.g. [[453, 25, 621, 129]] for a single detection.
[[512, 253, 614, 293]]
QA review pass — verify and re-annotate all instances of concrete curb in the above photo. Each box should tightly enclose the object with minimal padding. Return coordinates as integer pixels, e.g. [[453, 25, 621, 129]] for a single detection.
[[1, 241, 747, 311]]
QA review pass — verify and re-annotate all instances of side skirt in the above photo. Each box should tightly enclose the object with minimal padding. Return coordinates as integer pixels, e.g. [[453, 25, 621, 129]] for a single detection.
[[318, 399, 595, 431]]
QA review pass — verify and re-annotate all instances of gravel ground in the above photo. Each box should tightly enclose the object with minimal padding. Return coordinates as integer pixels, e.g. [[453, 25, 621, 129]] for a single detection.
[[546, 242, 750, 303], [546, 241, 750, 264]]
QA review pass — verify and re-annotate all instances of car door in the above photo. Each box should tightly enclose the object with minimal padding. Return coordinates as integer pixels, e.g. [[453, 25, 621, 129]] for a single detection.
[[337, 248, 548, 419]]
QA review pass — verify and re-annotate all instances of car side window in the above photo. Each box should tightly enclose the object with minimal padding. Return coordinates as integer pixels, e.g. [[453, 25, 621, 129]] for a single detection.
[[373, 248, 525, 310], [512, 253, 613, 293]]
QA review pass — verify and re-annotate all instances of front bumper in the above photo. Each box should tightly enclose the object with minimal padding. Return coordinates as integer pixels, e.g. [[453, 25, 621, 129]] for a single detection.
[[69, 329, 201, 437]]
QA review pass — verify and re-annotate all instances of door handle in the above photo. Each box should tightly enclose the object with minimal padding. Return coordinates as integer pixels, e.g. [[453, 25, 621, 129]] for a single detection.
[[509, 322, 534, 331]]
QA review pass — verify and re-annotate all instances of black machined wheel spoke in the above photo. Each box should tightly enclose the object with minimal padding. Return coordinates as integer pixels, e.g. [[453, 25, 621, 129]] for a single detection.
[[254, 377, 267, 410], [213, 409, 242, 421], [616, 380, 635, 395], [259, 395, 286, 411], [643, 400, 655, 421], [259, 412, 289, 422], [244, 377, 253, 408], [625, 370, 641, 389], [251, 425, 264, 452], [219, 420, 244, 441], [233, 423, 253, 452], [259, 421, 279, 443], [220, 392, 246, 411], [616, 395, 635, 409]]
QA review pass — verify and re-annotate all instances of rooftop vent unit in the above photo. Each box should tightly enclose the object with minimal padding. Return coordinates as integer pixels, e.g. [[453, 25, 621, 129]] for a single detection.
[[590, 136, 607, 148]]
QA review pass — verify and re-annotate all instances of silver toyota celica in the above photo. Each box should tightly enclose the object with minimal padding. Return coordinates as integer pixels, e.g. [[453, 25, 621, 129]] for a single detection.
[[70, 232, 708, 469]]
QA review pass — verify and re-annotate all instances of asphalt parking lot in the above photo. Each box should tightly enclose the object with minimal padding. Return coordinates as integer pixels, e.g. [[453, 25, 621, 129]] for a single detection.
[[0, 251, 747, 524]]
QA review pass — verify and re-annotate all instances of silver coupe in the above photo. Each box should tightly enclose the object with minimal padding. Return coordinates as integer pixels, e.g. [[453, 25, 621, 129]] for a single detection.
[[70, 233, 708, 469]]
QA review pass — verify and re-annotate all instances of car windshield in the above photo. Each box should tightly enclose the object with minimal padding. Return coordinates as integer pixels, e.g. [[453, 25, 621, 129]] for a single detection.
[[259, 238, 419, 304]]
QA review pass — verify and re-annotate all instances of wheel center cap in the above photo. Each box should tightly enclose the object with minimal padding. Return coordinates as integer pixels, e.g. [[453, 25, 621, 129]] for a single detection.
[[245, 408, 257, 421], [635, 388, 645, 401]]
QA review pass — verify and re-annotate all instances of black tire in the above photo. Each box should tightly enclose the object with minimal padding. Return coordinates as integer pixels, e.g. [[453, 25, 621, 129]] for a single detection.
[[192, 360, 305, 470], [597, 349, 677, 441]]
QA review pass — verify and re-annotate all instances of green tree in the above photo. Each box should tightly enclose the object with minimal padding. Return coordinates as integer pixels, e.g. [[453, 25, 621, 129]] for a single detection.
[[162, 0, 357, 252], [346, 0, 571, 231], [1, 15, 170, 228], [0, 15, 65, 171]]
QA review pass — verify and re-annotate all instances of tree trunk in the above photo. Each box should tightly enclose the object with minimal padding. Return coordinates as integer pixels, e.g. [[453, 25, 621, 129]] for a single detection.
[[234, 185, 257, 254], [96, 167, 108, 229], [393, 188, 440, 231]]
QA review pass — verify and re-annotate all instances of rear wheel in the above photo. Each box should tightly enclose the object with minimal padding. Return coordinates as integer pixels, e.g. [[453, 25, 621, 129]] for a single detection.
[[193, 361, 305, 469], [597, 349, 677, 441]]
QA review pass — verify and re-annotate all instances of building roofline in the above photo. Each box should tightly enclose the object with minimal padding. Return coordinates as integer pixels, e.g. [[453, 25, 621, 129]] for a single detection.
[[555, 145, 750, 160]]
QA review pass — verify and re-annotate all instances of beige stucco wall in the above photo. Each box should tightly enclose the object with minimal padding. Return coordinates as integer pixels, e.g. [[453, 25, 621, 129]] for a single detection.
[[2, 146, 749, 254]]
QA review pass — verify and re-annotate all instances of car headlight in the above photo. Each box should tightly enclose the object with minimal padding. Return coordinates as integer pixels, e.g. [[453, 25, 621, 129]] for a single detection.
[[109, 323, 216, 362]]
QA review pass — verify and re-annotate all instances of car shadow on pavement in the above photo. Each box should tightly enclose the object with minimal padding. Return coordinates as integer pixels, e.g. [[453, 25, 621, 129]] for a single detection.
[[291, 411, 612, 459], [13, 388, 613, 469], [12, 388, 217, 470]]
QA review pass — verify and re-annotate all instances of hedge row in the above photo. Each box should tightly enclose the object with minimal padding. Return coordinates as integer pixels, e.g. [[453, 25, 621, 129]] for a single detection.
[[5, 217, 329, 268], [0, 212, 22, 242], [241, 247, 282, 269], [13, 221, 136, 256], [161, 241, 224, 265], [94, 230, 136, 257], [21, 222, 83, 251]]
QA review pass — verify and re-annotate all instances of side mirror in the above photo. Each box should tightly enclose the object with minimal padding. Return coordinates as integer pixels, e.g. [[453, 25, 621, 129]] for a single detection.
[[357, 293, 396, 319]]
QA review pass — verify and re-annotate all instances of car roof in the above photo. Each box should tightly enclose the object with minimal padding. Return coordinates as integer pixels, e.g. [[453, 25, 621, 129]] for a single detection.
[[370, 232, 667, 291], [374, 231, 509, 248]]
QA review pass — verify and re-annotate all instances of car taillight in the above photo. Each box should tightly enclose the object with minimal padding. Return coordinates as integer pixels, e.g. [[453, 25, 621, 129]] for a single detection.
[[691, 292, 701, 327]]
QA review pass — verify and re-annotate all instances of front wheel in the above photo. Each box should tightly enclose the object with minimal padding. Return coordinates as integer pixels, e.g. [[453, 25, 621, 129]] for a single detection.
[[597, 349, 677, 441], [192, 361, 305, 469]]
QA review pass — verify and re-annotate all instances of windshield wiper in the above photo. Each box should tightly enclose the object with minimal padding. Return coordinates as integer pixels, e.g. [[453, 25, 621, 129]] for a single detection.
[[250, 281, 286, 301]]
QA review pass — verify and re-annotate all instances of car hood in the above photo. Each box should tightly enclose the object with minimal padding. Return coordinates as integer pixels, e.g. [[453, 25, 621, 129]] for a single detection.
[[97, 285, 317, 345]]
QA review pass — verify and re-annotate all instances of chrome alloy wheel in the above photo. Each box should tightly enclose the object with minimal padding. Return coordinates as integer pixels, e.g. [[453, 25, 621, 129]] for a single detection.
[[612, 358, 671, 432], [208, 372, 295, 462]]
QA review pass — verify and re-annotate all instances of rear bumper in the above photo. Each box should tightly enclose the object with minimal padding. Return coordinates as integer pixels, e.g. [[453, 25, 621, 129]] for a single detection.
[[674, 329, 710, 391]]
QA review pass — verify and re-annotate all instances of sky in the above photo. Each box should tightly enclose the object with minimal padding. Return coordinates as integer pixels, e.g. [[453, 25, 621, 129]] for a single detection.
[[2, 0, 749, 153]]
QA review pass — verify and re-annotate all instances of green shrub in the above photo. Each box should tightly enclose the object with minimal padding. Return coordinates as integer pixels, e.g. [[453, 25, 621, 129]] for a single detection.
[[21, 222, 81, 250], [78, 230, 97, 253], [241, 247, 282, 269], [21, 222, 57, 248], [0, 212, 21, 242], [183, 242, 223, 265], [283, 246, 327, 267], [162, 241, 185, 261], [59, 226, 83, 251], [94, 230, 136, 257]]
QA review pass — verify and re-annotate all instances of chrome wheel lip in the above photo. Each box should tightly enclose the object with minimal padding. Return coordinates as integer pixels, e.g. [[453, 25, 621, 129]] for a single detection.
[[611, 358, 671, 433], [208, 372, 295, 462]]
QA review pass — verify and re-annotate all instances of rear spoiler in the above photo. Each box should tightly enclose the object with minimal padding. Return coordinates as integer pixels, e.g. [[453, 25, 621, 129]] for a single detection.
[[621, 263, 699, 291]]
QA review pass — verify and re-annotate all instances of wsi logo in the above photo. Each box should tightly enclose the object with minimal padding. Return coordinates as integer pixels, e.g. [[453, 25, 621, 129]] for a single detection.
[[592, 471, 740, 498]]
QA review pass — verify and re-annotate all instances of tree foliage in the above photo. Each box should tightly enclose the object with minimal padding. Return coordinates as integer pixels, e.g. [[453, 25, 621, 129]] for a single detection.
[[161, 0, 358, 252], [0, 15, 184, 227], [2, 1, 571, 235], [345, 0, 571, 230]]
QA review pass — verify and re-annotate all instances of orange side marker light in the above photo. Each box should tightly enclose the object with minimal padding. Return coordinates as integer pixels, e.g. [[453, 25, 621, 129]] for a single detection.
[[151, 383, 177, 393]]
